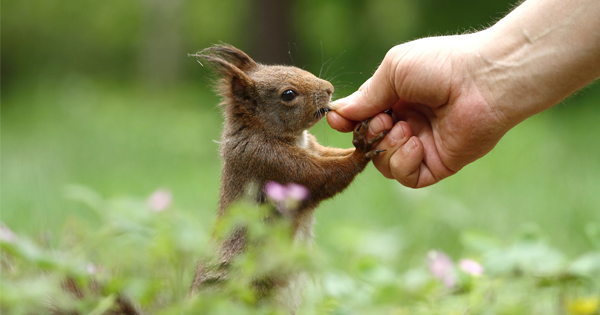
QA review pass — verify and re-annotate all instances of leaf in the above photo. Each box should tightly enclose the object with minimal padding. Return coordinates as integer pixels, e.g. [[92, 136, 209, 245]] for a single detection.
[[510, 240, 566, 275], [87, 294, 117, 315], [64, 184, 106, 218], [567, 252, 600, 277], [460, 230, 502, 254]]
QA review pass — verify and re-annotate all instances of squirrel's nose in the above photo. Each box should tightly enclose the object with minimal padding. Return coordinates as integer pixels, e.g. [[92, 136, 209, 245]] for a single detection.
[[324, 82, 334, 98], [325, 88, 333, 98]]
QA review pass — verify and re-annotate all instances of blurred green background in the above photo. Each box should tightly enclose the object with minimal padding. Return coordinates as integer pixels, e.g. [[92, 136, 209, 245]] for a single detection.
[[3, 0, 600, 268]]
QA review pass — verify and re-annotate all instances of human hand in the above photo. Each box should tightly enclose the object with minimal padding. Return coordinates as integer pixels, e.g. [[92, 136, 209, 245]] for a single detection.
[[328, 0, 600, 188], [327, 34, 510, 188]]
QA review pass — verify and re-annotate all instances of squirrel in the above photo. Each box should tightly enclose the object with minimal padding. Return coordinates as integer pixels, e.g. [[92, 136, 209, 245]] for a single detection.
[[188, 44, 388, 311]]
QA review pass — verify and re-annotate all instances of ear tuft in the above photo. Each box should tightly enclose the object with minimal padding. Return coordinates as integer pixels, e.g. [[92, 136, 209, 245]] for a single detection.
[[191, 54, 244, 79], [190, 44, 258, 73]]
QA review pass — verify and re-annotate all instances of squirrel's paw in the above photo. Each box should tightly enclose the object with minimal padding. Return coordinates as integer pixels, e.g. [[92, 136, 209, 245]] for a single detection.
[[353, 119, 388, 159]]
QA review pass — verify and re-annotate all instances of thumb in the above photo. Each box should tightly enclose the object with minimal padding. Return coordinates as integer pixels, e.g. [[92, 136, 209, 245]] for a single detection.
[[331, 59, 400, 121]]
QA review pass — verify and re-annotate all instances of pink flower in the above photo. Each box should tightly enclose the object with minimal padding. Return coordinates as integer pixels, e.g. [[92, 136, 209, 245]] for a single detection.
[[264, 182, 288, 202], [147, 189, 173, 212], [264, 181, 309, 202], [459, 259, 484, 276], [427, 250, 456, 288], [286, 183, 309, 201]]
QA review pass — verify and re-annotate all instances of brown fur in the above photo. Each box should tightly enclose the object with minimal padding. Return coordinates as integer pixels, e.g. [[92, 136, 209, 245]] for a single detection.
[[189, 44, 387, 310]]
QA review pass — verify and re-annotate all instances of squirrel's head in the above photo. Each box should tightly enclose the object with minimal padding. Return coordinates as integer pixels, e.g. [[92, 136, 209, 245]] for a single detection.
[[193, 44, 334, 136]]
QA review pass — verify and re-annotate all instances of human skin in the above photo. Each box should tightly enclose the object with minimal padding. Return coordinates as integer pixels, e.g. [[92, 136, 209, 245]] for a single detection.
[[327, 0, 600, 188]]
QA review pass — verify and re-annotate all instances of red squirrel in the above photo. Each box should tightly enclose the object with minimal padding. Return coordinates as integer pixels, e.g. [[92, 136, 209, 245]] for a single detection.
[[189, 44, 388, 309]]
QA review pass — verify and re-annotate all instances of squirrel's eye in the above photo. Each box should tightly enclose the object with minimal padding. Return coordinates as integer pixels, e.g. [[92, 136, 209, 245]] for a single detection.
[[281, 89, 298, 102]]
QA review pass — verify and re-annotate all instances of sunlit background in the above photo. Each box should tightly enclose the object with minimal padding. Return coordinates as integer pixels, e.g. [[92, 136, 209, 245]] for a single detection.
[[3, 0, 600, 267]]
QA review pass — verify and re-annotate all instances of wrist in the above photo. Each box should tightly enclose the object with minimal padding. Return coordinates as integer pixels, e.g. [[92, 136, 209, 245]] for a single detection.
[[468, 25, 554, 128], [469, 0, 600, 127]]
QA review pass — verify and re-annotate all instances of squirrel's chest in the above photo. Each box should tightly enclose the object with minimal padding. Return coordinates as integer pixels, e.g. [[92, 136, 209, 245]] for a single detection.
[[295, 130, 310, 150]]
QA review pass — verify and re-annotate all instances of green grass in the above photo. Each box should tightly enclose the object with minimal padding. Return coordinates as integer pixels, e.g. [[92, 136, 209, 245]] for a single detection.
[[3, 78, 600, 261], [2, 79, 600, 314]]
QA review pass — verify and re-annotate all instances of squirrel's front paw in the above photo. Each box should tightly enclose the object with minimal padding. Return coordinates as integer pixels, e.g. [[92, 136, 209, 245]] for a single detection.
[[352, 119, 388, 159]]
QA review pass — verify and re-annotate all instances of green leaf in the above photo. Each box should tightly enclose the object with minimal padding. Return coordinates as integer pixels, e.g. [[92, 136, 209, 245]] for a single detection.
[[460, 230, 502, 253], [568, 252, 600, 276], [87, 294, 117, 315]]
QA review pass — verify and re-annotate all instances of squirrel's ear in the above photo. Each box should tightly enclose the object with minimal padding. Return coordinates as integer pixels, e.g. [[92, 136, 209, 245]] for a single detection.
[[193, 44, 258, 72], [193, 44, 258, 103], [230, 74, 254, 101]]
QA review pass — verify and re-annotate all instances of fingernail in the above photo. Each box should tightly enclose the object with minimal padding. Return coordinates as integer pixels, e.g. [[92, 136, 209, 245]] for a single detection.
[[402, 138, 416, 154], [389, 122, 405, 146], [369, 116, 386, 134]]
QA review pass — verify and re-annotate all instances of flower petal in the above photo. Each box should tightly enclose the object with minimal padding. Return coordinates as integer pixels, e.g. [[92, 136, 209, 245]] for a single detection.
[[147, 189, 173, 212], [264, 181, 287, 202], [459, 259, 484, 276], [286, 183, 309, 201]]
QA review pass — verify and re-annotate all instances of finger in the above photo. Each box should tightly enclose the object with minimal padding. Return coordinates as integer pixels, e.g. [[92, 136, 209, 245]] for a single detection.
[[391, 141, 453, 188], [331, 50, 402, 121], [401, 109, 456, 185], [389, 136, 425, 188], [372, 121, 413, 179], [367, 113, 394, 139], [388, 110, 456, 188], [326, 111, 356, 132]]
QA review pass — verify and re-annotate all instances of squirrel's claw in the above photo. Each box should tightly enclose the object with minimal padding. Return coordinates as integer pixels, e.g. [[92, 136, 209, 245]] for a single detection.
[[365, 149, 386, 159], [367, 130, 389, 146], [353, 119, 389, 160], [355, 119, 371, 133]]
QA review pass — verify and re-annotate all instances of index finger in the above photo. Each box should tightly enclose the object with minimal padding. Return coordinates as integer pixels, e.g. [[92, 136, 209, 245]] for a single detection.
[[326, 111, 356, 132]]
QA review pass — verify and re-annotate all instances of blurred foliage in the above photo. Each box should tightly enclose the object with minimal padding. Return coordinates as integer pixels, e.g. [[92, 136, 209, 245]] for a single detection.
[[2, 189, 599, 314], [3, 0, 525, 94]]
